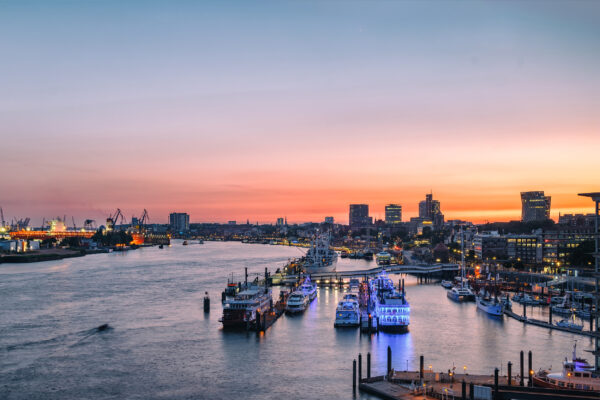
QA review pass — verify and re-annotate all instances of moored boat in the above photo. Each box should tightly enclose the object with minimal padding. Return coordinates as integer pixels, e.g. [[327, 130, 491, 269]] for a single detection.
[[533, 343, 600, 391], [220, 286, 272, 329], [304, 233, 338, 274], [285, 291, 309, 314], [299, 277, 317, 302], [370, 270, 410, 332], [476, 294, 503, 316], [334, 293, 360, 327], [440, 280, 453, 289]]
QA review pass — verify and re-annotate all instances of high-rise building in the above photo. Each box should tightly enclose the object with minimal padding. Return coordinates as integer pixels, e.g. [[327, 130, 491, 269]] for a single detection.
[[521, 191, 551, 222], [385, 204, 402, 224], [276, 217, 285, 226], [418, 193, 444, 228], [349, 204, 372, 227], [169, 212, 190, 232], [324, 216, 334, 224]]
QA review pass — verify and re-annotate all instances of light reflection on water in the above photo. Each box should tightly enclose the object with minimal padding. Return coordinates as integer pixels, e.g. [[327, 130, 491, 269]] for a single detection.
[[0, 241, 593, 399]]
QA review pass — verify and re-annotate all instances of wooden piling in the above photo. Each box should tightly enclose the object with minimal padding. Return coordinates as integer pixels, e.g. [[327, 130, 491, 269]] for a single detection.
[[528, 350, 533, 387], [367, 352, 371, 379], [353, 359, 357, 391], [494, 368, 499, 400], [387, 346, 392, 376], [358, 353, 362, 382], [507, 361, 512, 386], [520, 350, 524, 386], [420, 355, 424, 381], [469, 382, 474, 400]]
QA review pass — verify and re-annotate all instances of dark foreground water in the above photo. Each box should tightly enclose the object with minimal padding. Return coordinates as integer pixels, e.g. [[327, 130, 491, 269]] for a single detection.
[[0, 241, 593, 399]]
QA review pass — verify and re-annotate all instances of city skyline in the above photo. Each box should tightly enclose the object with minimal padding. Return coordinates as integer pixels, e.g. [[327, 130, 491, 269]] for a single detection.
[[1, 1, 599, 225]]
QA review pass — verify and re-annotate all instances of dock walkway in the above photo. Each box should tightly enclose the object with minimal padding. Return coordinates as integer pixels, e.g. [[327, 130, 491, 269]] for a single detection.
[[504, 309, 600, 338]]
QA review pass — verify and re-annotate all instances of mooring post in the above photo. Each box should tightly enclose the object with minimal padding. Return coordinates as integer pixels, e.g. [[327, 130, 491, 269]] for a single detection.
[[368, 314, 372, 333], [494, 368, 499, 400], [523, 302, 526, 318], [549, 303, 553, 324], [367, 352, 371, 379], [528, 350, 533, 387], [358, 353, 362, 383], [507, 361, 512, 386], [469, 382, 474, 400], [520, 350, 524, 386], [353, 359, 357, 392], [420, 355, 424, 381], [462, 380, 466, 400], [387, 346, 392, 376], [591, 310, 594, 332]]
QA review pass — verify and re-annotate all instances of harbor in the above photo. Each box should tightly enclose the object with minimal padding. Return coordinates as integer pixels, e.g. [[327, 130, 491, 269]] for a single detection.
[[2, 241, 599, 400]]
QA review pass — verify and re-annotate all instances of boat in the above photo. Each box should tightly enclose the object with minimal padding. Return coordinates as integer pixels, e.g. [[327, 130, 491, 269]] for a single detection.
[[440, 280, 454, 289], [369, 270, 410, 332], [533, 343, 600, 390], [476, 291, 503, 316], [556, 318, 584, 331], [304, 233, 338, 274], [376, 251, 391, 266], [334, 293, 360, 327], [220, 286, 272, 329], [447, 286, 475, 302], [285, 291, 309, 313], [447, 228, 475, 302], [513, 293, 543, 306], [299, 277, 317, 302], [363, 250, 374, 261], [349, 278, 360, 289], [158, 244, 164, 249], [182, 240, 188, 245]]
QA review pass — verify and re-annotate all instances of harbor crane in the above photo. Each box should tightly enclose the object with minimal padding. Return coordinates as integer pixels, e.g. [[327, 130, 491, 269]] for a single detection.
[[84, 219, 97, 231], [139, 209, 149, 232], [106, 209, 125, 232]]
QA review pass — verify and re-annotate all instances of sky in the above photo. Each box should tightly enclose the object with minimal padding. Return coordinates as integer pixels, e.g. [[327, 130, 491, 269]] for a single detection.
[[1, 0, 599, 225]]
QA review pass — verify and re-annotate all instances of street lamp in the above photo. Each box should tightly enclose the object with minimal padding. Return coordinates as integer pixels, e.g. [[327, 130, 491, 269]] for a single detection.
[[578, 192, 600, 371]]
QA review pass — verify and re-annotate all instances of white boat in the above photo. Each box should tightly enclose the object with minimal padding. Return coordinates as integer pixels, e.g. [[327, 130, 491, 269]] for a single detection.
[[376, 251, 391, 265], [370, 270, 410, 332], [440, 280, 453, 289], [513, 293, 542, 306], [334, 294, 360, 327], [299, 277, 317, 302], [285, 291, 309, 313], [447, 228, 475, 302], [304, 233, 338, 274], [476, 294, 503, 316], [533, 343, 600, 390], [556, 318, 584, 331]]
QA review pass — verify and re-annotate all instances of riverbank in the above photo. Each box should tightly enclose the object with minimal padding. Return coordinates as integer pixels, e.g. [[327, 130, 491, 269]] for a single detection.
[[0, 248, 108, 264]]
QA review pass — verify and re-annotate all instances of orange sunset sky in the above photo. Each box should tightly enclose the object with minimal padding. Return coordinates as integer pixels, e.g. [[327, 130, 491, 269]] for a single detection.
[[1, 1, 599, 225]]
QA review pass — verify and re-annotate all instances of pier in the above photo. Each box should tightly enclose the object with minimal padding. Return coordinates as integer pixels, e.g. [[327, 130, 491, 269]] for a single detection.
[[353, 348, 600, 400]]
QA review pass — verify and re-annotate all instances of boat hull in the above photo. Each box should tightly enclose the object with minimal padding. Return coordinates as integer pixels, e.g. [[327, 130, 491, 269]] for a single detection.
[[476, 297, 503, 316], [447, 291, 475, 302], [305, 263, 336, 274]]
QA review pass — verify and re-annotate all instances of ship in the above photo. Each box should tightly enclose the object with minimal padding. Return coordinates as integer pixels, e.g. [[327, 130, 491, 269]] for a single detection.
[[533, 343, 600, 391], [220, 286, 272, 329], [304, 233, 338, 274], [369, 270, 410, 332], [334, 293, 360, 327]]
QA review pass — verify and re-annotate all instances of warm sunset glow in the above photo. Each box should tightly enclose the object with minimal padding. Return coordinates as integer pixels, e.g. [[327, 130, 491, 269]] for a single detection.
[[1, 1, 598, 224]]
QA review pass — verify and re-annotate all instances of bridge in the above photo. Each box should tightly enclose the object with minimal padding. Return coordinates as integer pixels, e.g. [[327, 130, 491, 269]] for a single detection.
[[286, 263, 459, 280]]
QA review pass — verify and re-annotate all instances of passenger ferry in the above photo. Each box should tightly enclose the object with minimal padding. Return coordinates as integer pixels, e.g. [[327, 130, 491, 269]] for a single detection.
[[369, 270, 410, 332], [533, 343, 600, 391], [285, 291, 309, 314], [304, 233, 338, 274], [476, 292, 503, 316], [334, 293, 360, 327], [299, 277, 317, 302], [220, 286, 272, 329], [376, 251, 391, 265]]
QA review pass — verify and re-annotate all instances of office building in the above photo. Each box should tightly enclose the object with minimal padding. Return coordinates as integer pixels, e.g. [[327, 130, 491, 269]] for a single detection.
[[385, 204, 402, 224], [324, 216, 334, 224], [169, 212, 190, 232], [349, 204, 372, 227], [418, 193, 444, 228], [521, 191, 551, 222]]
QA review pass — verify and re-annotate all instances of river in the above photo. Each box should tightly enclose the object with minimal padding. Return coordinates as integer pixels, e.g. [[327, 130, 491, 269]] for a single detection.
[[0, 241, 592, 399]]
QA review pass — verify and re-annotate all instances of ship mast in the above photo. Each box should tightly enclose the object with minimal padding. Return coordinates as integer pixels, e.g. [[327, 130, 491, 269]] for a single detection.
[[460, 226, 466, 289]]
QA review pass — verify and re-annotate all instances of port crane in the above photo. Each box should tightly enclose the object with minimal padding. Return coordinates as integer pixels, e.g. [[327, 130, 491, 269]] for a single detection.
[[106, 209, 125, 231], [139, 209, 149, 232], [84, 219, 97, 231]]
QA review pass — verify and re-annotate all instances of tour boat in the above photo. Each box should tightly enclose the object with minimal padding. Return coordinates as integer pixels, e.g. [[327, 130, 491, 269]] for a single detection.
[[220, 286, 272, 329], [299, 277, 318, 302], [440, 280, 454, 289], [304, 233, 338, 274], [476, 293, 503, 316], [448, 227, 475, 302], [369, 270, 410, 332], [513, 293, 543, 306], [334, 294, 360, 327], [376, 251, 391, 266], [285, 291, 309, 314], [533, 343, 600, 391], [556, 318, 584, 331]]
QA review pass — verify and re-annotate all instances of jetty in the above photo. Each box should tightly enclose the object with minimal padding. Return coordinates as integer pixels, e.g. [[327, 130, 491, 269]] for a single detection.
[[353, 349, 600, 400]]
